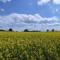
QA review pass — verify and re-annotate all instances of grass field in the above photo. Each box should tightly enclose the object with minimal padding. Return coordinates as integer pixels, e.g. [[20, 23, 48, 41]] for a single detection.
[[0, 32, 60, 60]]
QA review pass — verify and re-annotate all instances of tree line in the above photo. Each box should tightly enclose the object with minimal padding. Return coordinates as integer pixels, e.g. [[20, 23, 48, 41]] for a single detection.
[[0, 28, 56, 32], [8, 28, 55, 32]]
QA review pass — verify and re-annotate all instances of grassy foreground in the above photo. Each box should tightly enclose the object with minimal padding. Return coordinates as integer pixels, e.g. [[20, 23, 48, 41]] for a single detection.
[[0, 32, 60, 60]]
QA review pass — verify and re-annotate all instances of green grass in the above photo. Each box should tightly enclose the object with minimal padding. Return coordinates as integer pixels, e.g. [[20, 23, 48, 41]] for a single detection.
[[0, 31, 60, 60]]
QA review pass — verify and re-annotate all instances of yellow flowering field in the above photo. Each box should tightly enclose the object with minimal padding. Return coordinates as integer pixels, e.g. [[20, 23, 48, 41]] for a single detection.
[[0, 32, 60, 60]]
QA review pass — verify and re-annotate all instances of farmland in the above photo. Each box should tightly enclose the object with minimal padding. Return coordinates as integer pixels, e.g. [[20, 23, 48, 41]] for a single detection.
[[0, 32, 60, 60]]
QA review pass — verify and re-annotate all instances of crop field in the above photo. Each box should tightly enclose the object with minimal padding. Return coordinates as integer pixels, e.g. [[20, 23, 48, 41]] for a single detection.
[[0, 32, 60, 60]]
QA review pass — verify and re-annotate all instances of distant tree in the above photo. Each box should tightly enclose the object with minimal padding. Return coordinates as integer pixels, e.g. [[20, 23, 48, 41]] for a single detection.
[[46, 29, 49, 32], [9, 28, 13, 31], [52, 29, 54, 32], [24, 29, 29, 32], [0, 29, 5, 31], [31, 30, 40, 32]]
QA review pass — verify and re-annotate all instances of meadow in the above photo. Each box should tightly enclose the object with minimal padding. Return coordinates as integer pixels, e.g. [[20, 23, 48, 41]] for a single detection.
[[0, 32, 60, 60]]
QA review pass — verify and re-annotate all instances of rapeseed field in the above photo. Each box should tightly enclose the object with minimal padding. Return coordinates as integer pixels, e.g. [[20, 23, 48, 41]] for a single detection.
[[0, 32, 60, 60]]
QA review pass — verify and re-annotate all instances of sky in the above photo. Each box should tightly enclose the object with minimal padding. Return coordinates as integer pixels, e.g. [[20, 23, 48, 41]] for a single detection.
[[0, 0, 60, 31]]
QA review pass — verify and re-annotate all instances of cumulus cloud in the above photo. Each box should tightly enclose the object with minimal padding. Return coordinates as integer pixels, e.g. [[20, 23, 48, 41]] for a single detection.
[[53, 0, 60, 4], [37, 0, 60, 5], [0, 13, 60, 31], [0, 0, 11, 3], [0, 13, 59, 24], [37, 0, 50, 5]]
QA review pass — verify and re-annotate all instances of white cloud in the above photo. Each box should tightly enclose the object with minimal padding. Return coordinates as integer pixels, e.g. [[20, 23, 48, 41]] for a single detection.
[[37, 0, 60, 5], [2, 13, 59, 24], [0, 0, 11, 3], [53, 0, 60, 4], [0, 13, 60, 31], [37, 0, 50, 5]]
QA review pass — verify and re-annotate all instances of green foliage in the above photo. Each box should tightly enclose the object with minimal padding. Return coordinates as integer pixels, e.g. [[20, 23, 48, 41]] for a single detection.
[[9, 28, 13, 31], [24, 29, 29, 32], [0, 32, 59, 60]]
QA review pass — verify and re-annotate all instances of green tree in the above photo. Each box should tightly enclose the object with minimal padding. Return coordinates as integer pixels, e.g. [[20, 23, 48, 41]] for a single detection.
[[52, 29, 54, 32], [9, 28, 13, 31], [46, 29, 49, 32], [24, 29, 29, 32]]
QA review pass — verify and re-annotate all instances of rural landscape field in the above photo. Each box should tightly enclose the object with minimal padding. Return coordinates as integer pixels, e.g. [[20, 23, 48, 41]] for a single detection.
[[0, 0, 60, 60], [0, 31, 59, 60]]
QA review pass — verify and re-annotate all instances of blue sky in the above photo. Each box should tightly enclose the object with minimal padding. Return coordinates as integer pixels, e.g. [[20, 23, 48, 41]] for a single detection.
[[0, 0, 60, 31], [0, 0, 60, 17]]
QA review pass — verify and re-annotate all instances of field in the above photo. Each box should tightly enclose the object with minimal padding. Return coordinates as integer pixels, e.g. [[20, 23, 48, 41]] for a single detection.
[[0, 32, 60, 60]]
